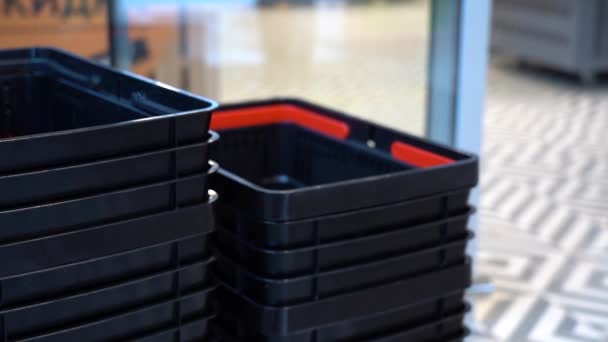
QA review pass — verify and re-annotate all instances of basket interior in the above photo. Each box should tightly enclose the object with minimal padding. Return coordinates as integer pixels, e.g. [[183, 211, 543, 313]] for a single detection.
[[0, 62, 150, 138], [211, 123, 409, 190]]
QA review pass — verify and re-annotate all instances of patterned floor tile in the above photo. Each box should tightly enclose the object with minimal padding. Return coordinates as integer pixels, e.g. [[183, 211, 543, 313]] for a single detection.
[[475, 60, 608, 341]]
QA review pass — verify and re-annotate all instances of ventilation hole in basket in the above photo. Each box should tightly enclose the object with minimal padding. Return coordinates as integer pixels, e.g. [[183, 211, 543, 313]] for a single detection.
[[366, 139, 376, 148]]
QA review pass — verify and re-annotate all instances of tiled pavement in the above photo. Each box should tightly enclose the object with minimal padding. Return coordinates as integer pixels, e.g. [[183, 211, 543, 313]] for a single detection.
[[471, 62, 608, 342]]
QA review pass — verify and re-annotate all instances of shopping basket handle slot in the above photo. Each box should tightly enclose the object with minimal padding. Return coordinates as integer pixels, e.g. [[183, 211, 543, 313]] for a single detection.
[[212, 104, 350, 140], [390, 141, 454, 168]]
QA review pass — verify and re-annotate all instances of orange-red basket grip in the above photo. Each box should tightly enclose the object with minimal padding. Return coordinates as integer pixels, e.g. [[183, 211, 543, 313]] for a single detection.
[[212, 104, 350, 140], [391, 141, 454, 168], [213, 105, 453, 168]]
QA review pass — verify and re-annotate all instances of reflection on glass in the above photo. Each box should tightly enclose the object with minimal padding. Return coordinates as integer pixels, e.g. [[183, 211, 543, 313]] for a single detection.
[[0, 0, 110, 64], [122, 0, 430, 135]]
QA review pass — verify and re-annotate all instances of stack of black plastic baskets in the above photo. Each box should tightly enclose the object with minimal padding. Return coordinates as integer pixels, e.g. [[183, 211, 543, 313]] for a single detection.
[[0, 48, 218, 341], [210, 99, 478, 341]]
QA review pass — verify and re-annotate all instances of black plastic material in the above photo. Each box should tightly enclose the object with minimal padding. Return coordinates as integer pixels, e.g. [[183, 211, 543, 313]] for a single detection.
[[0, 234, 211, 308], [0, 133, 217, 209], [0, 162, 217, 244], [136, 315, 216, 342], [217, 298, 468, 342], [216, 261, 471, 335], [211, 99, 478, 221], [0, 259, 213, 340], [215, 233, 470, 305], [0, 192, 216, 280], [16, 288, 215, 342], [217, 212, 470, 277], [371, 318, 468, 342], [216, 189, 470, 249], [0, 47, 217, 174]]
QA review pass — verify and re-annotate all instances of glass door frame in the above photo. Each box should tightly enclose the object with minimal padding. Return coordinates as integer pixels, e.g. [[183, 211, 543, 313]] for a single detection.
[[427, 0, 492, 265]]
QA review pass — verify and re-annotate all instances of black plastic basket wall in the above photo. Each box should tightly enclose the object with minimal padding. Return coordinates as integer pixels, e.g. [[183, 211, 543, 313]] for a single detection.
[[0, 47, 218, 342], [209, 99, 478, 341]]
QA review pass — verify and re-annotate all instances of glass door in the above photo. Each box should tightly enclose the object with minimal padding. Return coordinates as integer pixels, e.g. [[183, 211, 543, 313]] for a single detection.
[[110, 0, 437, 137]]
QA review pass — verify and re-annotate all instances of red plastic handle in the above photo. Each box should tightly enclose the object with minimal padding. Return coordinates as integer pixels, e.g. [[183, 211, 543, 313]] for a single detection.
[[391, 141, 454, 168], [212, 104, 351, 140], [212, 104, 453, 168]]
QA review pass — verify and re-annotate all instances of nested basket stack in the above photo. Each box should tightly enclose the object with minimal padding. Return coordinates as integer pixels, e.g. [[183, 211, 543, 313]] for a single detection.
[[209, 99, 478, 342], [0, 47, 218, 342]]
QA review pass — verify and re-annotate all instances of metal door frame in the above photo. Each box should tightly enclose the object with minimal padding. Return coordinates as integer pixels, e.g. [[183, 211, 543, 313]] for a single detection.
[[427, 0, 492, 265]]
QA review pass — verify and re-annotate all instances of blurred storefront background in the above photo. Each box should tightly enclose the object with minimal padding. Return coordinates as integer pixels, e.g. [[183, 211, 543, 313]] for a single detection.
[[1, 0, 432, 136], [9, 2, 607, 341]]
